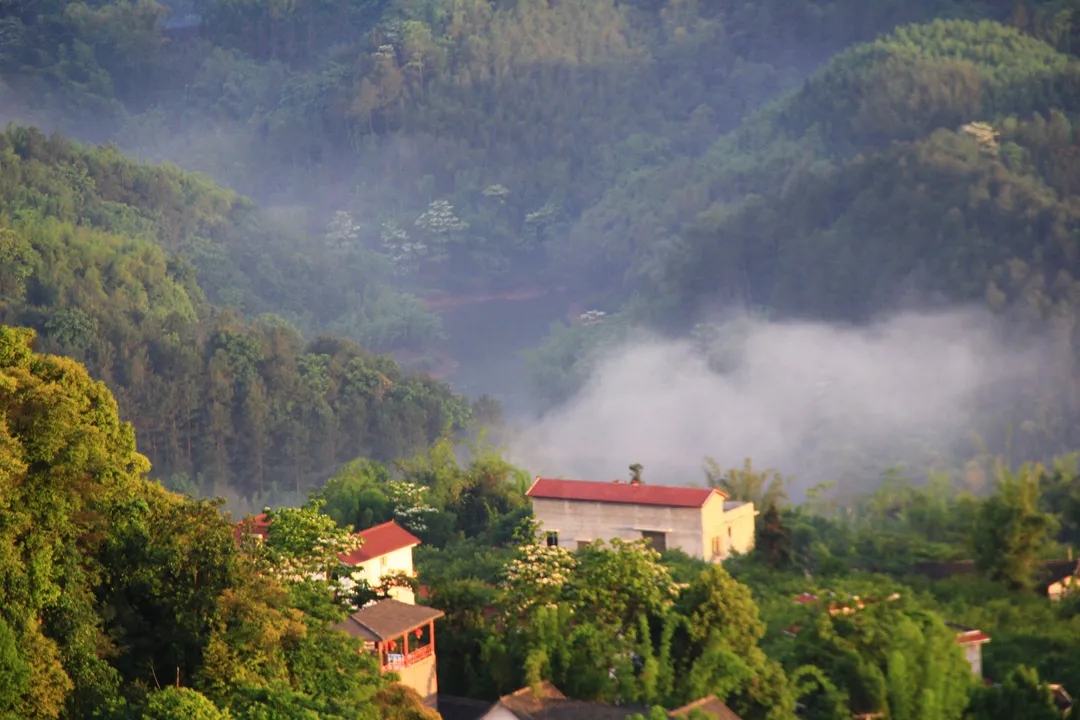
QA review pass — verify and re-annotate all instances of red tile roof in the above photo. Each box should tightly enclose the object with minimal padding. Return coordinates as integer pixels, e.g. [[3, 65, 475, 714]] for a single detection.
[[234, 513, 272, 546], [956, 630, 991, 644], [339, 520, 421, 566], [526, 477, 726, 508]]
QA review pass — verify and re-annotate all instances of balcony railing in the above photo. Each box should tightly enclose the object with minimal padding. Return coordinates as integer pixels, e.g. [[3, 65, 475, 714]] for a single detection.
[[380, 642, 433, 672]]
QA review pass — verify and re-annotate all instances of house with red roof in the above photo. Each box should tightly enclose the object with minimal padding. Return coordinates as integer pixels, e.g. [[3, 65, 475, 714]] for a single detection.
[[339, 520, 422, 604], [234, 514, 422, 605], [952, 626, 991, 679], [233, 512, 272, 546], [525, 474, 757, 561]]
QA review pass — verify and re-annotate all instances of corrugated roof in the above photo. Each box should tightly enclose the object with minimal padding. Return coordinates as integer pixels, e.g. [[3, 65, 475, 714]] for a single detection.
[[339, 520, 421, 565], [337, 599, 444, 642], [526, 478, 725, 508]]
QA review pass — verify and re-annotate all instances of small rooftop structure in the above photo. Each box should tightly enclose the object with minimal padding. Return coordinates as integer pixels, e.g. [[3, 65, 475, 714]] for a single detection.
[[338, 598, 444, 643], [479, 682, 648, 720], [526, 477, 727, 508], [949, 624, 991, 679], [668, 695, 742, 720], [1049, 684, 1074, 715], [339, 520, 421, 566]]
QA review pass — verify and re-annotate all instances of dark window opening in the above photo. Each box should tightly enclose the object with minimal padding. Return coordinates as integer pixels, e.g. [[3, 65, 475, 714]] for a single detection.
[[546, 531, 559, 547], [641, 531, 667, 552]]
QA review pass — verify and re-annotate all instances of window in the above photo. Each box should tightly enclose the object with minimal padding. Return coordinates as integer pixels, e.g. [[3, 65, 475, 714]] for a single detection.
[[577, 540, 591, 551], [546, 531, 559, 547], [711, 536, 721, 556], [380, 556, 388, 570], [641, 531, 667, 553]]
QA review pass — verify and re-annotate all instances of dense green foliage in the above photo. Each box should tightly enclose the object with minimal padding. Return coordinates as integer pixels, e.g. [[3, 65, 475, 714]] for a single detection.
[[0, 326, 442, 720], [0, 0, 1062, 305], [345, 447, 1080, 720], [8, 1, 1080, 718], [0, 125, 473, 506]]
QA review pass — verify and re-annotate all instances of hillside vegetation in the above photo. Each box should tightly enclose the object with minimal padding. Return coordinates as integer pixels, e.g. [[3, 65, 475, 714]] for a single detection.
[[0, 325, 443, 719], [0, 126, 472, 507]]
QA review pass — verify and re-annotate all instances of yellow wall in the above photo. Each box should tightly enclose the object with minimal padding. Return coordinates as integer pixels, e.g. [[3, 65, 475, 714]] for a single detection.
[[342, 545, 417, 604], [394, 654, 438, 703]]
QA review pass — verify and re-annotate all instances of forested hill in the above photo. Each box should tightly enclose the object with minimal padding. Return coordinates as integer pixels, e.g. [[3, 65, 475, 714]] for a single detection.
[[650, 20, 1080, 321], [0, 0, 1051, 306], [0, 126, 473, 509], [7, 1, 1080, 477]]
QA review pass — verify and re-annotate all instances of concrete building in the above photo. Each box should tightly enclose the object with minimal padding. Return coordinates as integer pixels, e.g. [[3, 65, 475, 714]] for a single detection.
[[525, 476, 756, 561]]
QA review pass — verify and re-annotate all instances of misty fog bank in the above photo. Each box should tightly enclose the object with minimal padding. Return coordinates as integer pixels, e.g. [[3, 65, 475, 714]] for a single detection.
[[509, 307, 1055, 497]]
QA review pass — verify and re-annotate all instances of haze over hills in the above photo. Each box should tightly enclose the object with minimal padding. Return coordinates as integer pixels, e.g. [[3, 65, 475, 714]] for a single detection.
[[3, 0, 1080, 495], [7, 3, 1080, 720]]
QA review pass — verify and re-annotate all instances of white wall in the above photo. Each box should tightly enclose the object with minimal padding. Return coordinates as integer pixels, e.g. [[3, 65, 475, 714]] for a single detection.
[[531, 497, 705, 558]]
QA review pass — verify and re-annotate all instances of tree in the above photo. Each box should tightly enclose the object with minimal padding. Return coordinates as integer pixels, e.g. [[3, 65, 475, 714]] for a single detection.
[[573, 539, 679, 629], [256, 498, 363, 582], [972, 463, 1059, 590], [758, 503, 794, 569], [704, 458, 790, 511], [0, 617, 28, 720], [142, 687, 231, 720], [969, 665, 1061, 720], [0, 325, 149, 717]]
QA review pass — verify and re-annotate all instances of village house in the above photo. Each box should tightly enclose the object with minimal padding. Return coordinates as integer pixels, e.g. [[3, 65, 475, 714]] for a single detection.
[[951, 626, 991, 679], [336, 598, 445, 709], [478, 682, 648, 720], [667, 695, 742, 720], [236, 514, 443, 704], [234, 516, 421, 602], [526, 476, 756, 561], [474, 682, 744, 720], [339, 520, 422, 604]]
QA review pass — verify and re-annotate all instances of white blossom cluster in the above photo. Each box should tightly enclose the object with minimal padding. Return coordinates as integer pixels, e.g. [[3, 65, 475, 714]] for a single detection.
[[579, 309, 606, 326], [325, 210, 361, 253], [380, 220, 428, 273], [501, 543, 577, 614], [482, 184, 510, 199], [384, 480, 438, 533], [524, 203, 557, 229], [415, 200, 467, 237]]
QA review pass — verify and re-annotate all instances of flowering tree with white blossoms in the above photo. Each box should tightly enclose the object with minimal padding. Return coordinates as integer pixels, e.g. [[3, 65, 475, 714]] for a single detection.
[[414, 199, 467, 263], [383, 479, 438, 534], [257, 499, 362, 584], [499, 540, 578, 617], [325, 210, 362, 255]]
